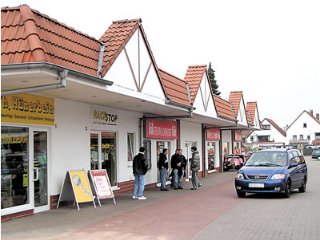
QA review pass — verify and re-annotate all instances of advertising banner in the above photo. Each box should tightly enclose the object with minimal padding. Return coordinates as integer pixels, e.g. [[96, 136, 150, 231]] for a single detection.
[[145, 119, 177, 140], [1, 94, 54, 126], [207, 128, 220, 141], [234, 130, 242, 142], [90, 106, 118, 130]]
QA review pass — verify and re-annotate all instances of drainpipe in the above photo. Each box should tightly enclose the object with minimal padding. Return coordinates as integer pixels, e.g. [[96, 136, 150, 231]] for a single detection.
[[2, 69, 68, 96]]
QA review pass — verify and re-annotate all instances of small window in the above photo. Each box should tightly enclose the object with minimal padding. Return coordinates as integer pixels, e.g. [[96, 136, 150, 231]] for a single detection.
[[303, 123, 307, 128], [127, 133, 135, 161], [299, 134, 304, 140], [293, 135, 297, 141], [307, 135, 310, 140]]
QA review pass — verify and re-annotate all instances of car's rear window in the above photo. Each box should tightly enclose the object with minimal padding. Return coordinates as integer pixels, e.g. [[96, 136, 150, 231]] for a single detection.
[[246, 151, 287, 167]]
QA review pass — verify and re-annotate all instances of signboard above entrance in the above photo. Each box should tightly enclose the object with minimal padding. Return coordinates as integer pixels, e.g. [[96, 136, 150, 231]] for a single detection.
[[145, 119, 177, 140], [207, 128, 220, 141], [1, 94, 54, 126]]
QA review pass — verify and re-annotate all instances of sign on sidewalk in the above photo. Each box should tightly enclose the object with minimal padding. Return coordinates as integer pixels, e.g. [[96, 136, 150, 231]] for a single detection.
[[57, 169, 96, 210], [89, 169, 116, 206]]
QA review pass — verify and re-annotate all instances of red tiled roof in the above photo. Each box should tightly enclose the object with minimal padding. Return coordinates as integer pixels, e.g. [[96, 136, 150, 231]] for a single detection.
[[1, 5, 101, 77], [264, 118, 287, 137], [184, 65, 207, 104], [158, 69, 191, 106], [229, 91, 243, 117], [246, 102, 257, 126], [99, 19, 141, 76], [213, 96, 236, 121]]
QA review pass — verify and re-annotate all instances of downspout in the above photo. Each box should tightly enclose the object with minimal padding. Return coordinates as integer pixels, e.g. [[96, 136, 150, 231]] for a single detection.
[[202, 123, 206, 178], [2, 69, 68, 96]]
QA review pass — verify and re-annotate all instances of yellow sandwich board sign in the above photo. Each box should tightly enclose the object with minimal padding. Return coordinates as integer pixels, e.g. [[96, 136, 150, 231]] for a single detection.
[[57, 170, 95, 210]]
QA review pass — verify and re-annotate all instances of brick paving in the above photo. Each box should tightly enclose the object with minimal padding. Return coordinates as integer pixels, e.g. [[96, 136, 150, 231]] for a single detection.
[[2, 157, 319, 240]]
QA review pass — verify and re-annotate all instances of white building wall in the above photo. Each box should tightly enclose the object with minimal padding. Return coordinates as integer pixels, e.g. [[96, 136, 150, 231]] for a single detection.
[[51, 98, 91, 194], [238, 100, 247, 126], [251, 119, 286, 144]]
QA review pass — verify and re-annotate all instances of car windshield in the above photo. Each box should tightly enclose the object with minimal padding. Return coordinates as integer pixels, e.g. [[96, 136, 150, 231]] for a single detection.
[[245, 151, 287, 167], [313, 150, 320, 154]]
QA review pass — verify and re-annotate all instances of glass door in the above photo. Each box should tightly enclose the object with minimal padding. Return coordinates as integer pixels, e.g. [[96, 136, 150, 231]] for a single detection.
[[33, 130, 49, 212]]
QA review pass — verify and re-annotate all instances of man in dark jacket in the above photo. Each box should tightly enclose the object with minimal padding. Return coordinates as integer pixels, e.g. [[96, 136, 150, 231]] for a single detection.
[[132, 147, 148, 200], [158, 148, 168, 191], [171, 148, 187, 189]]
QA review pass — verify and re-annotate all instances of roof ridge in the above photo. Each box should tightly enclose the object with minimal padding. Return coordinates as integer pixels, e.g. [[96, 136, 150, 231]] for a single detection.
[[112, 18, 142, 24], [158, 68, 185, 82], [188, 64, 207, 68]]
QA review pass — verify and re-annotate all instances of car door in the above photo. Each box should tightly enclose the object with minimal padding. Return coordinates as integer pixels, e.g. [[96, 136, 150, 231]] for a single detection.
[[288, 151, 300, 189]]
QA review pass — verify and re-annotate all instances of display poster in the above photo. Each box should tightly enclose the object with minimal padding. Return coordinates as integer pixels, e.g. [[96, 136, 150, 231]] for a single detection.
[[69, 170, 94, 203], [234, 130, 242, 142], [145, 119, 177, 140], [1, 94, 54, 126], [90, 169, 114, 199]]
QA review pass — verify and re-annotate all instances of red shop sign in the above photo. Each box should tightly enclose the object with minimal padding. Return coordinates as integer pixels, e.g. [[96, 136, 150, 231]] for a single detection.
[[234, 130, 242, 142], [207, 128, 220, 141], [145, 120, 177, 140]]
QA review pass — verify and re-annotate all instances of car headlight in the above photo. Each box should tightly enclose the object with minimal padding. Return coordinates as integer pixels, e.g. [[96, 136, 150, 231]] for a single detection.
[[271, 174, 286, 180], [236, 173, 245, 179]]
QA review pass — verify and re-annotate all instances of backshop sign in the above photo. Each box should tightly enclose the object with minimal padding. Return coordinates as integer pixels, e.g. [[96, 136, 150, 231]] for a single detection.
[[145, 120, 177, 140], [206, 128, 220, 141]]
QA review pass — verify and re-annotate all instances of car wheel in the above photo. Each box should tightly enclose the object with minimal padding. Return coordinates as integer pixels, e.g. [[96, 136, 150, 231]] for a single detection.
[[284, 180, 291, 198], [237, 191, 246, 198], [298, 178, 307, 193]]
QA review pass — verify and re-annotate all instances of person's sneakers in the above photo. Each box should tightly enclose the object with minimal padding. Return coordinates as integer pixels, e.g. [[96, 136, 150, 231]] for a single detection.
[[137, 196, 147, 200], [190, 188, 198, 190], [132, 196, 137, 200], [160, 188, 168, 191], [178, 187, 183, 190], [198, 183, 202, 187]]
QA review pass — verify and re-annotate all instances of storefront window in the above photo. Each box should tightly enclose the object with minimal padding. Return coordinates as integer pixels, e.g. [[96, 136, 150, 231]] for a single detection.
[[90, 133, 99, 170], [1, 126, 29, 209], [101, 132, 117, 186], [207, 142, 215, 171]]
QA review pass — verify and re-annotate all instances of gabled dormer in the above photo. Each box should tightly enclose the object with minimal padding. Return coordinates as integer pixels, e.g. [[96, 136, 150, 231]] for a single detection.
[[99, 19, 166, 102], [246, 101, 261, 130], [229, 91, 248, 127], [184, 65, 218, 118]]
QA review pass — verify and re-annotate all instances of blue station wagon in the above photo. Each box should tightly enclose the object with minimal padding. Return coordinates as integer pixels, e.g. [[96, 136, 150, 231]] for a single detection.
[[235, 148, 307, 198]]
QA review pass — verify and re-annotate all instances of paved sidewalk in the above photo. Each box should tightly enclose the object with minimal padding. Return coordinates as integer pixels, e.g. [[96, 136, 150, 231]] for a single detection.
[[2, 170, 238, 240]]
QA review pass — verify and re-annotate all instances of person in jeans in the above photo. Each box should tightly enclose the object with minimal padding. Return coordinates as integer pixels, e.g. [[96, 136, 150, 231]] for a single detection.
[[132, 147, 148, 200], [171, 148, 186, 190], [190, 146, 201, 190], [158, 148, 169, 191]]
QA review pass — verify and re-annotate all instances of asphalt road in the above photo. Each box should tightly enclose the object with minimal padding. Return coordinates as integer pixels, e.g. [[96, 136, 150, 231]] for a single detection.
[[2, 156, 319, 240]]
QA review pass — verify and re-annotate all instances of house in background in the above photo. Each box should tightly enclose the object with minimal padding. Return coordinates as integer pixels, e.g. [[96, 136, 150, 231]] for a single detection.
[[286, 110, 320, 146], [245, 118, 286, 149]]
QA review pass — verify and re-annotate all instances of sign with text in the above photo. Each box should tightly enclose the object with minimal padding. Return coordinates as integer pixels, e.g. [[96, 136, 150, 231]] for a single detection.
[[90, 106, 118, 129], [145, 120, 177, 140], [1, 94, 54, 126], [90, 169, 114, 199], [207, 128, 220, 141], [69, 170, 94, 203], [234, 130, 242, 142]]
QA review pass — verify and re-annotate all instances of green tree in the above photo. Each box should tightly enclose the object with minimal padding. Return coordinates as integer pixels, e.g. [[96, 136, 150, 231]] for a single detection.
[[208, 62, 220, 96]]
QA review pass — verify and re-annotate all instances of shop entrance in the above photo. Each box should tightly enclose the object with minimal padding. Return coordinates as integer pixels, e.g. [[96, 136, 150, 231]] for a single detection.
[[184, 141, 197, 180], [90, 132, 117, 186], [1, 126, 49, 215]]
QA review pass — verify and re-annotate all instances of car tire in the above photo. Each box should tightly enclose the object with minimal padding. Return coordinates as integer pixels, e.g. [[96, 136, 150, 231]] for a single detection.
[[237, 191, 246, 198], [298, 178, 307, 193], [284, 180, 291, 198]]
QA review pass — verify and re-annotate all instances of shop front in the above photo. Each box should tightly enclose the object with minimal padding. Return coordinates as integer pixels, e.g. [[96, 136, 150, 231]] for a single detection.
[[1, 94, 53, 217], [233, 130, 242, 154], [206, 128, 220, 172], [144, 119, 178, 186]]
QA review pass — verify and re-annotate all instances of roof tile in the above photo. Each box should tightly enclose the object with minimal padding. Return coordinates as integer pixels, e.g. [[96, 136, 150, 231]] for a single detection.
[[213, 96, 236, 120], [229, 91, 243, 117], [246, 102, 257, 125], [184, 65, 207, 103]]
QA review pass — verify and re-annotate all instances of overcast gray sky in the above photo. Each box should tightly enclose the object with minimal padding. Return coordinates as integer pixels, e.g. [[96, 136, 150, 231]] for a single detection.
[[2, 0, 319, 127]]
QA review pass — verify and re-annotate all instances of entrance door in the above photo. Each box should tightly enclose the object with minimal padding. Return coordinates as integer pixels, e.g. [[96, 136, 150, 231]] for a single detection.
[[33, 130, 49, 212], [156, 141, 171, 185], [184, 141, 197, 180]]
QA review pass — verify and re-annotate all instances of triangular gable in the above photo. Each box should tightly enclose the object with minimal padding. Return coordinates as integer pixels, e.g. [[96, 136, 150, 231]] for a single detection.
[[99, 19, 166, 100], [264, 118, 286, 137], [158, 69, 191, 106], [229, 91, 248, 126], [183, 65, 217, 116], [1, 5, 101, 77], [286, 110, 320, 131]]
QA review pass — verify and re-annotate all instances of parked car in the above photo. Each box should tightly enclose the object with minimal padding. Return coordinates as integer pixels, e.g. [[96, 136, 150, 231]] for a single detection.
[[311, 149, 320, 159], [234, 148, 307, 198], [223, 154, 245, 171]]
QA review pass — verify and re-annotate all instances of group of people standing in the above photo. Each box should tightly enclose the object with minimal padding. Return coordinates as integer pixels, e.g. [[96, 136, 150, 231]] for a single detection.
[[132, 146, 202, 200]]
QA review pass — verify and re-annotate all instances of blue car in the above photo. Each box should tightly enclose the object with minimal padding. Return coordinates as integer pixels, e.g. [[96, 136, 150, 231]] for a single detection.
[[235, 148, 307, 198]]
